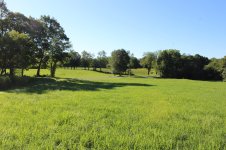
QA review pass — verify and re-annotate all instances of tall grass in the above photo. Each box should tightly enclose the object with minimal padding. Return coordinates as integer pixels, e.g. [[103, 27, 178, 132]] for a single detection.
[[0, 69, 226, 149]]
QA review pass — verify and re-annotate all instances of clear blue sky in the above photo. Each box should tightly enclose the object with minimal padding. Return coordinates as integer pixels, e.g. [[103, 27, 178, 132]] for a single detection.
[[6, 0, 226, 58]]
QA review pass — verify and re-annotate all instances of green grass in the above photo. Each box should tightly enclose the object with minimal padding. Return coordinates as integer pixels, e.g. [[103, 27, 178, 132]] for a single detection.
[[0, 68, 226, 149]]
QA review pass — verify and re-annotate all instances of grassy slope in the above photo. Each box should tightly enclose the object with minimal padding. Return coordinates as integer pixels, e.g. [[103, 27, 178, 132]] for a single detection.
[[0, 69, 226, 149]]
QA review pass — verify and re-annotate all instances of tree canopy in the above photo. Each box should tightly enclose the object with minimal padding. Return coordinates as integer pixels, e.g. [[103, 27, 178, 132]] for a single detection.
[[110, 49, 130, 76]]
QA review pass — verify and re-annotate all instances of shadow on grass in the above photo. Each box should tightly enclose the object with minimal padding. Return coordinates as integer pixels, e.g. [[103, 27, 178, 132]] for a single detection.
[[6, 77, 154, 94], [93, 70, 112, 74]]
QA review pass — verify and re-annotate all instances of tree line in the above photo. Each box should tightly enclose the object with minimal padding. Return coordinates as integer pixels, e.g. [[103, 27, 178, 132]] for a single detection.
[[0, 2, 225, 81], [62, 49, 226, 81]]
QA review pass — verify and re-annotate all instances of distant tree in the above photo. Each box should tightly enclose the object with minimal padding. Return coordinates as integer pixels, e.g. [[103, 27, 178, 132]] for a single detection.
[[91, 58, 99, 71], [110, 49, 130, 76], [191, 54, 210, 79], [140, 52, 156, 75], [156, 50, 213, 80], [127, 54, 141, 76], [157, 50, 182, 78], [97, 50, 108, 71], [181, 54, 209, 80], [130, 57, 141, 69], [68, 51, 81, 69], [81, 51, 93, 70], [223, 56, 226, 81], [204, 58, 224, 80]]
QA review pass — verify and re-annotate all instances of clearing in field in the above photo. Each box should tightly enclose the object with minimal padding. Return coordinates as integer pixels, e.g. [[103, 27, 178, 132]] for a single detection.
[[0, 69, 226, 149]]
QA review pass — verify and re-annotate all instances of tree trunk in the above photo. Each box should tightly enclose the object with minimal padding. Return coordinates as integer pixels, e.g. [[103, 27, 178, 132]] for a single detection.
[[21, 69, 24, 77], [9, 68, 14, 78], [129, 69, 131, 76], [50, 62, 57, 77], [148, 68, 151, 75], [1, 68, 5, 75], [36, 59, 43, 77]]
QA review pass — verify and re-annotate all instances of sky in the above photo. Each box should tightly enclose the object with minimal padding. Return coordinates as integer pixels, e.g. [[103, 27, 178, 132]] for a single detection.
[[5, 0, 226, 58]]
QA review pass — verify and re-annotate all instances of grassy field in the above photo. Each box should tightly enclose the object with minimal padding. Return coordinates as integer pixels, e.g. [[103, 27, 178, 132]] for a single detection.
[[0, 68, 226, 149]]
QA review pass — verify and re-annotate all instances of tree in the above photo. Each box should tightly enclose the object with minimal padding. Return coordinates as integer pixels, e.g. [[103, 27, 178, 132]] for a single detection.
[[69, 51, 81, 69], [204, 58, 223, 80], [0, 30, 34, 77], [0, 1, 8, 18], [81, 51, 93, 70], [91, 58, 99, 71], [5, 12, 31, 34], [28, 17, 50, 76], [157, 49, 182, 78], [40, 16, 71, 77], [0, 0, 9, 37], [97, 50, 108, 71], [223, 56, 226, 81], [129, 56, 141, 69], [140, 52, 156, 75], [127, 54, 141, 76], [110, 49, 130, 76]]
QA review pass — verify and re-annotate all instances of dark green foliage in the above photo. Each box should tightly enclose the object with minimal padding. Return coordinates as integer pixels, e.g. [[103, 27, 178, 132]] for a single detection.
[[204, 58, 224, 80], [91, 58, 99, 71], [67, 51, 81, 69], [223, 56, 226, 81], [0, 3, 71, 78], [81, 51, 93, 70], [110, 49, 130, 75], [0, 30, 35, 77], [156, 50, 223, 80], [0, 3, 72, 79], [40, 16, 71, 77], [157, 50, 182, 78], [180, 54, 210, 80], [129, 56, 141, 69], [5, 12, 31, 33], [97, 50, 108, 71], [140, 52, 156, 75]]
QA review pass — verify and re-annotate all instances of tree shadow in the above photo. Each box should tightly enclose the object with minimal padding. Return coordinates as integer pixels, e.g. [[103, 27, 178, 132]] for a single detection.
[[93, 70, 112, 74], [6, 77, 155, 94]]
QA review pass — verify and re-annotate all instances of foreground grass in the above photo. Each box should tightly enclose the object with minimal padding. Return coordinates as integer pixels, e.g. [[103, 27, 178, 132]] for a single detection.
[[0, 69, 226, 149]]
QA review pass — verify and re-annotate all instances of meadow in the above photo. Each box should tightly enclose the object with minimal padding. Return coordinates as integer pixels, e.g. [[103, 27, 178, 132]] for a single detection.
[[0, 68, 226, 149]]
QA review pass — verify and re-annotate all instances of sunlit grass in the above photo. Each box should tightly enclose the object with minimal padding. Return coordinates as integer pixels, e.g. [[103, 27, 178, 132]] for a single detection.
[[0, 68, 226, 149]]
